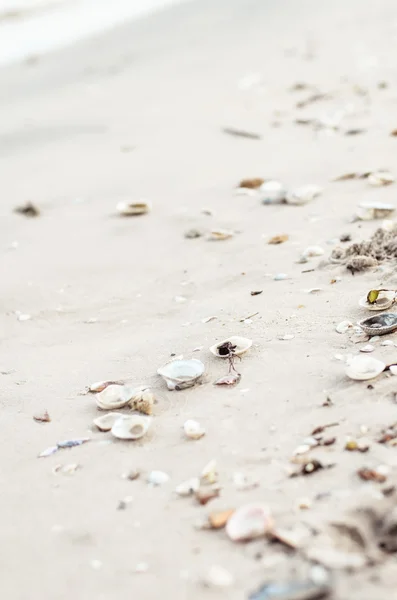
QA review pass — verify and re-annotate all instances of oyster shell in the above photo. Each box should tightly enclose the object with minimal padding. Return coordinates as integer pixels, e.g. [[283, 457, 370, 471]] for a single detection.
[[111, 415, 151, 440], [225, 503, 273, 542], [259, 180, 287, 204], [285, 184, 322, 206], [116, 200, 151, 216], [95, 384, 131, 410], [93, 412, 123, 432], [359, 290, 395, 311], [210, 336, 252, 358], [345, 355, 385, 381], [183, 419, 206, 440], [157, 359, 205, 390], [358, 313, 397, 336]]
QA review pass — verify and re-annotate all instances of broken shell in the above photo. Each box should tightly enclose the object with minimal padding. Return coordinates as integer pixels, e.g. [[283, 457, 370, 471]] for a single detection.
[[175, 477, 200, 497], [258, 180, 286, 204], [225, 503, 273, 542], [93, 412, 123, 432], [345, 355, 385, 381], [183, 419, 206, 440], [359, 290, 395, 311], [358, 313, 397, 336], [111, 415, 151, 440], [360, 344, 375, 353], [286, 185, 322, 206], [367, 170, 394, 186], [335, 320, 353, 334], [128, 388, 155, 415], [210, 336, 252, 358], [95, 384, 131, 410], [208, 229, 234, 241], [356, 201, 395, 220], [157, 359, 205, 390], [116, 200, 151, 216]]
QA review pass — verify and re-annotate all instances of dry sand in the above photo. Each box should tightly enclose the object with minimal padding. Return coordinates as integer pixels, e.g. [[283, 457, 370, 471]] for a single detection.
[[2, 0, 397, 598]]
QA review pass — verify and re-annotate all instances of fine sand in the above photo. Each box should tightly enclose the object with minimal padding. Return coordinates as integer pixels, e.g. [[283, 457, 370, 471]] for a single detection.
[[2, 1, 397, 598]]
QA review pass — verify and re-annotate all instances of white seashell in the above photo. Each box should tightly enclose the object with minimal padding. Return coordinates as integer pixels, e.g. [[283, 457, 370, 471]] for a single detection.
[[336, 321, 353, 334], [389, 365, 397, 375], [356, 201, 395, 221], [116, 200, 151, 216], [210, 336, 252, 358], [111, 415, 151, 440], [201, 459, 218, 484], [381, 340, 394, 346], [301, 245, 325, 259], [359, 291, 395, 311], [345, 355, 385, 381], [175, 477, 200, 496], [286, 185, 322, 206], [225, 503, 273, 542], [95, 384, 131, 410], [274, 273, 288, 280], [367, 170, 394, 186], [259, 180, 287, 204], [183, 419, 206, 440], [382, 219, 395, 231], [157, 359, 205, 390], [208, 229, 234, 241], [147, 470, 170, 486], [203, 565, 234, 588], [93, 412, 123, 432], [360, 344, 375, 353]]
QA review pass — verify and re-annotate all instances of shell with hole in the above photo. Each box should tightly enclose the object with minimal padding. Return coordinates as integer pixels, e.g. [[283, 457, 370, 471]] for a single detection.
[[345, 355, 385, 381], [210, 336, 252, 358], [358, 313, 397, 336], [157, 359, 205, 390], [93, 412, 123, 432], [111, 414, 151, 440], [359, 290, 395, 311], [95, 384, 131, 410], [116, 200, 151, 216]]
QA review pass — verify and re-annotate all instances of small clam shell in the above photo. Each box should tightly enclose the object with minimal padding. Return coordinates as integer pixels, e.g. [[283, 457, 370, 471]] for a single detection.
[[286, 185, 322, 206], [359, 291, 395, 311], [259, 180, 286, 204], [157, 359, 205, 390], [93, 412, 123, 432], [358, 313, 397, 336], [208, 229, 234, 241], [335, 320, 353, 334], [225, 503, 273, 542], [183, 419, 206, 440], [111, 415, 151, 440], [345, 355, 385, 381], [95, 384, 131, 410], [116, 200, 151, 216], [210, 336, 252, 358]]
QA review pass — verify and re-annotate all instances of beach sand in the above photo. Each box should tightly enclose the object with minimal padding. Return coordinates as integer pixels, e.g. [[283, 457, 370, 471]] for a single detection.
[[1, 0, 397, 598]]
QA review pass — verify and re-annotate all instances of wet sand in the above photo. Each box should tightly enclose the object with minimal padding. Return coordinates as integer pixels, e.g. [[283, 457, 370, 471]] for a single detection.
[[1, 1, 397, 598]]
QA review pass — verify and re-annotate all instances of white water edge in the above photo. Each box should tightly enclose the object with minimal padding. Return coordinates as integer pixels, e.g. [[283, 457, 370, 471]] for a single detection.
[[0, 0, 190, 66]]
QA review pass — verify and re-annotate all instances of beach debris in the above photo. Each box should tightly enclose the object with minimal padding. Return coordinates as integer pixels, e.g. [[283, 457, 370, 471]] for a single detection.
[[359, 289, 395, 311], [286, 185, 322, 206], [184, 228, 203, 239], [274, 273, 288, 281], [290, 458, 332, 477], [201, 459, 218, 485], [111, 415, 151, 440], [259, 180, 287, 204], [175, 477, 200, 497], [53, 463, 81, 475], [305, 288, 323, 294], [344, 439, 370, 452], [88, 380, 124, 393], [147, 470, 170, 486], [335, 321, 353, 334], [183, 419, 206, 440], [39, 437, 90, 458], [33, 410, 50, 423], [116, 200, 151, 216], [93, 412, 121, 432], [331, 225, 397, 270], [368, 170, 394, 186], [214, 372, 241, 386], [377, 424, 397, 444], [248, 576, 331, 600], [208, 509, 235, 529], [14, 201, 40, 217], [226, 503, 273, 542], [251, 290, 263, 296], [202, 565, 234, 588], [360, 344, 375, 353], [358, 313, 397, 336], [208, 229, 234, 241], [222, 127, 261, 140], [195, 486, 221, 505], [355, 201, 395, 221], [347, 256, 378, 274], [345, 355, 385, 380], [238, 177, 265, 189], [122, 468, 140, 481], [296, 92, 329, 109], [300, 245, 325, 261], [202, 315, 217, 323], [357, 467, 387, 483], [157, 358, 205, 390], [268, 234, 289, 245]]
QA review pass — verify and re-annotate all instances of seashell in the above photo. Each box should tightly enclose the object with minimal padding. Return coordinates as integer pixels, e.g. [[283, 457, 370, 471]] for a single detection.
[[360, 344, 374, 353], [116, 200, 151, 216], [93, 412, 123, 432], [285, 184, 322, 206], [175, 477, 200, 496], [359, 290, 395, 311], [201, 459, 218, 485], [128, 387, 155, 415], [210, 336, 252, 358], [195, 486, 220, 505], [225, 503, 273, 542], [208, 229, 234, 241], [358, 313, 397, 336], [95, 384, 131, 410], [88, 380, 123, 393], [259, 180, 287, 204], [203, 565, 234, 588], [356, 201, 395, 221], [273, 273, 288, 280], [157, 359, 205, 390], [345, 355, 385, 381], [301, 245, 325, 260], [111, 415, 151, 440], [208, 509, 235, 529], [367, 170, 394, 186], [183, 419, 206, 440], [390, 365, 397, 375], [335, 320, 353, 334], [147, 470, 169, 486]]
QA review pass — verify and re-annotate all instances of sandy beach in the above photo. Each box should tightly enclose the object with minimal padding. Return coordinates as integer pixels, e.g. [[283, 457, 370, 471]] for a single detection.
[[2, 0, 397, 598]]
